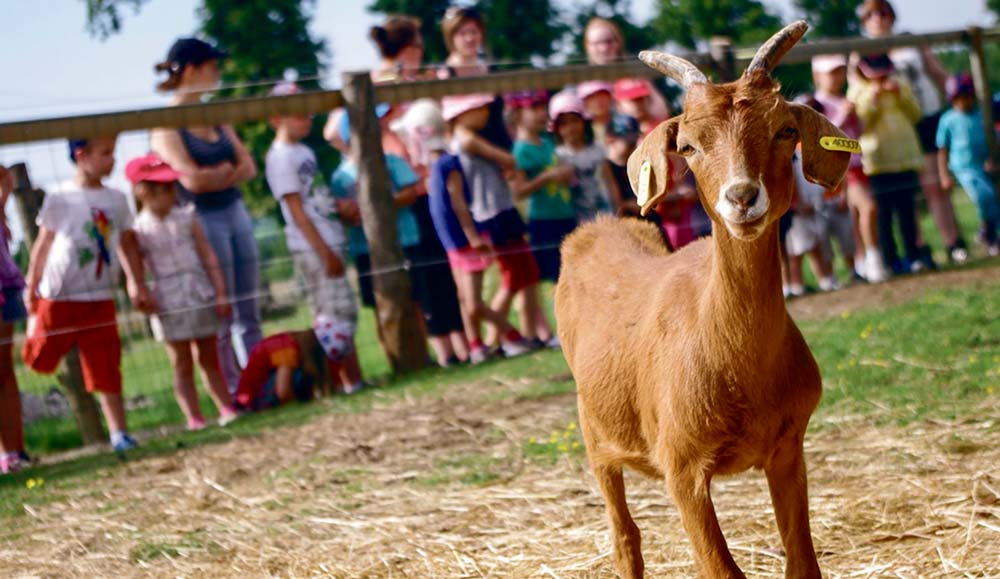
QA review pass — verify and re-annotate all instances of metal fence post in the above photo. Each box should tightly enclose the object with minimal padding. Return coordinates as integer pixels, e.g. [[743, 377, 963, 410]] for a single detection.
[[340, 72, 427, 374], [11, 163, 105, 445]]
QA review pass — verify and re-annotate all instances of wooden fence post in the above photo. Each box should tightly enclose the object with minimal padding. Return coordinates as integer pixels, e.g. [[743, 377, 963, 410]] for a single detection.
[[340, 72, 427, 374], [710, 36, 737, 82], [11, 163, 105, 445], [968, 26, 999, 196]]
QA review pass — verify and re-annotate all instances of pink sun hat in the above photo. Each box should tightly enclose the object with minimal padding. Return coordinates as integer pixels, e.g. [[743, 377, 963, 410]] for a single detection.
[[125, 153, 181, 185], [441, 93, 495, 121], [549, 89, 588, 122], [577, 80, 614, 101]]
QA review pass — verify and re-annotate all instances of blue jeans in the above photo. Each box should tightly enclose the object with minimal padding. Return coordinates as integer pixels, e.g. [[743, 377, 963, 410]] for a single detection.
[[954, 169, 1000, 225], [197, 199, 262, 391]]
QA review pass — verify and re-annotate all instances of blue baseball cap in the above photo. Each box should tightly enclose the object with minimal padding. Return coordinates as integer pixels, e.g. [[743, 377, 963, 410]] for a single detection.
[[68, 139, 88, 164], [338, 103, 392, 145], [162, 37, 227, 73]]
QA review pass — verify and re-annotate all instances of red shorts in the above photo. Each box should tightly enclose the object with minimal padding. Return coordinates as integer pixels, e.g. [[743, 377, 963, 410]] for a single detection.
[[493, 238, 540, 292], [22, 299, 122, 394], [447, 246, 494, 274], [847, 166, 869, 187]]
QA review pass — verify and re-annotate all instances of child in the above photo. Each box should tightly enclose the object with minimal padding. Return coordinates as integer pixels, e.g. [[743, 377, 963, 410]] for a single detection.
[[1, 164, 29, 473], [848, 53, 932, 275], [125, 153, 240, 430], [444, 93, 552, 354], [577, 81, 614, 145], [812, 54, 884, 282], [613, 78, 667, 137], [507, 90, 577, 283], [786, 151, 839, 297], [22, 136, 154, 452], [266, 82, 364, 392], [234, 318, 352, 411], [550, 90, 613, 223], [937, 73, 1000, 256], [407, 99, 533, 363]]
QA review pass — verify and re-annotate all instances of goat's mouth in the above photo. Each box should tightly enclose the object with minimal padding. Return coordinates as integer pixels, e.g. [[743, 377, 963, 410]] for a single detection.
[[715, 191, 770, 239]]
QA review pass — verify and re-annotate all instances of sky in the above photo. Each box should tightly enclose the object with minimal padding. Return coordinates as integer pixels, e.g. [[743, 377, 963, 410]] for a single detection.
[[0, 0, 995, 241]]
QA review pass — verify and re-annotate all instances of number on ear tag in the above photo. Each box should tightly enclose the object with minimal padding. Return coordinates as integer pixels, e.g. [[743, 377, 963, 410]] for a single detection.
[[636, 160, 652, 206], [819, 136, 862, 154]]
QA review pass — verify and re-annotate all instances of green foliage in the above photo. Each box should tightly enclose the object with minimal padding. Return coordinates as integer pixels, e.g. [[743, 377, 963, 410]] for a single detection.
[[651, 0, 783, 50], [199, 0, 337, 219], [81, 0, 150, 40], [793, 0, 862, 38], [990, 0, 1000, 18]]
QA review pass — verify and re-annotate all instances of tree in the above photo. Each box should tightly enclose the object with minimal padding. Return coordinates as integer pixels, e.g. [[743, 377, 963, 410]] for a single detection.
[[82, 0, 150, 40], [199, 0, 335, 217], [367, 0, 567, 66], [793, 0, 862, 38], [651, 0, 782, 50]]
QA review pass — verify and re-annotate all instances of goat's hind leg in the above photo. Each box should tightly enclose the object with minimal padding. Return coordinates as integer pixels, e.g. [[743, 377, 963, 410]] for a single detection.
[[764, 434, 822, 579], [592, 463, 644, 579]]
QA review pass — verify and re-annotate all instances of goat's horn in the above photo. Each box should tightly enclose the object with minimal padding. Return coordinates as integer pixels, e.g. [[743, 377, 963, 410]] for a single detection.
[[639, 51, 707, 88], [745, 20, 809, 75]]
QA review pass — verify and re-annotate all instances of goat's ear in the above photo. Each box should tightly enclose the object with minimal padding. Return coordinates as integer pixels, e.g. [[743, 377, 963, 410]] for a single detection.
[[789, 102, 852, 190], [628, 117, 678, 216]]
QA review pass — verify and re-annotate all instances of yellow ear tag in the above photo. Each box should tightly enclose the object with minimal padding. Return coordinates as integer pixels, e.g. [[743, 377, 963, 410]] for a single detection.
[[636, 160, 652, 206], [819, 136, 862, 154]]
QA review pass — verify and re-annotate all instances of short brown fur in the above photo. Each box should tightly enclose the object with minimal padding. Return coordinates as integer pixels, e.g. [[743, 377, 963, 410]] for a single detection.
[[555, 23, 849, 579]]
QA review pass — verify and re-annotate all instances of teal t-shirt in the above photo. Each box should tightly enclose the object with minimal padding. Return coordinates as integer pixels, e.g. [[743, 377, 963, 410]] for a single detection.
[[329, 154, 421, 256], [513, 136, 576, 221], [936, 108, 989, 175]]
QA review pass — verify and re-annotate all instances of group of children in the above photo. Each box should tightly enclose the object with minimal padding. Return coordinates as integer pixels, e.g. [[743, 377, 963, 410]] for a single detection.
[[3, 53, 998, 469], [780, 53, 1000, 298]]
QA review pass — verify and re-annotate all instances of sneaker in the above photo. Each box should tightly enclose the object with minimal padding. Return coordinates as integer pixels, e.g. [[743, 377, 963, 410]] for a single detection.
[[818, 276, 840, 292], [217, 407, 241, 427], [500, 339, 532, 358], [949, 246, 970, 264], [187, 416, 208, 431], [864, 250, 890, 283], [112, 434, 139, 453], [787, 283, 806, 298], [545, 336, 562, 349], [850, 271, 867, 284], [342, 381, 366, 395], [0, 452, 24, 474], [916, 246, 938, 271], [469, 346, 490, 365], [909, 260, 926, 274]]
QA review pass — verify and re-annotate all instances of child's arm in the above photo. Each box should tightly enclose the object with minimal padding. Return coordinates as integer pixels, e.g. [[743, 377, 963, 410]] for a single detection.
[[393, 183, 418, 208], [447, 168, 487, 250], [191, 216, 233, 318], [283, 193, 345, 278], [937, 148, 954, 192], [456, 128, 515, 171], [24, 227, 54, 313], [151, 129, 235, 193], [274, 365, 296, 403], [511, 165, 573, 201], [118, 230, 157, 313], [220, 125, 259, 185], [895, 81, 923, 124], [847, 81, 883, 126]]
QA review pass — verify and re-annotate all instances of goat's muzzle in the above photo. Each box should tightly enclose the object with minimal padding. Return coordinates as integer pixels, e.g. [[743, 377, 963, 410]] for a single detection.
[[715, 180, 770, 238]]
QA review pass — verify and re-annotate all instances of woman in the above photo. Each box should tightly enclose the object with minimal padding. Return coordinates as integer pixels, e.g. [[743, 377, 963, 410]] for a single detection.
[[151, 37, 262, 392], [583, 17, 670, 127], [438, 7, 512, 150], [859, 0, 968, 264]]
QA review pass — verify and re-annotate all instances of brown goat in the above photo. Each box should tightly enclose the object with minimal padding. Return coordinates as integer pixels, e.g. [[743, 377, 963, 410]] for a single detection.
[[554, 22, 851, 579]]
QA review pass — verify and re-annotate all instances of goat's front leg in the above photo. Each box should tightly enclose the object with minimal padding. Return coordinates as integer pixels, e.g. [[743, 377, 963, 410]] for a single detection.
[[593, 464, 644, 578], [667, 466, 745, 579], [764, 433, 822, 579]]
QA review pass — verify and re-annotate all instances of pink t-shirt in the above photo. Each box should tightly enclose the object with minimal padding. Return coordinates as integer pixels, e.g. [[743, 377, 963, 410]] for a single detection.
[[814, 91, 863, 170]]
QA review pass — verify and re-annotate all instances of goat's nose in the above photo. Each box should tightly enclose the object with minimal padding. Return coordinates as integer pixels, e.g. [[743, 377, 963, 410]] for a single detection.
[[724, 183, 761, 211]]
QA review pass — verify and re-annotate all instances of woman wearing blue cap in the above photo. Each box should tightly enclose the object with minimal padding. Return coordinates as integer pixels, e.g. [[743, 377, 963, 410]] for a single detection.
[[150, 37, 262, 394]]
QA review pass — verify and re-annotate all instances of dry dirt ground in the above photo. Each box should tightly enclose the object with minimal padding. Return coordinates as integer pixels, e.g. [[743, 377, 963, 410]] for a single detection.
[[2, 266, 999, 579]]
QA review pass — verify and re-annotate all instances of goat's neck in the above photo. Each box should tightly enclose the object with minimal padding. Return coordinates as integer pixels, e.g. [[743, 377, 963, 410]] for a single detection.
[[702, 222, 787, 343]]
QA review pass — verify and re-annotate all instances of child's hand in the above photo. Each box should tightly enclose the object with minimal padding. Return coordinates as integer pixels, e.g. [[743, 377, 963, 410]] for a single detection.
[[129, 283, 158, 314], [469, 235, 490, 253], [335, 198, 361, 225], [23, 288, 38, 315], [322, 249, 345, 278], [215, 295, 232, 319], [940, 173, 954, 192], [985, 159, 995, 174], [545, 165, 575, 185]]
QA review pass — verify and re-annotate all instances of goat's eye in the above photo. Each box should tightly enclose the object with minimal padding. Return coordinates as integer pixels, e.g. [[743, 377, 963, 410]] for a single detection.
[[677, 143, 697, 156], [775, 126, 798, 140]]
